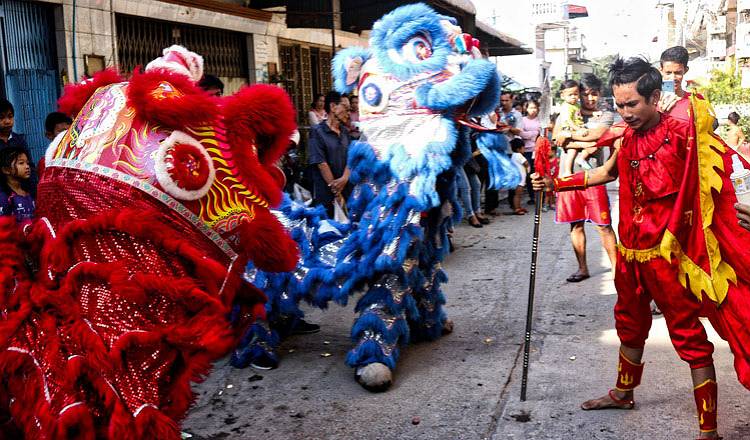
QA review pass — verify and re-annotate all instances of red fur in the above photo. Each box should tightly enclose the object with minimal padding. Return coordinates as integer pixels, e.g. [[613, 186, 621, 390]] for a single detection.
[[222, 84, 297, 206], [46, 207, 228, 294], [0, 349, 57, 438], [238, 207, 299, 272], [55, 402, 95, 440], [134, 405, 180, 440], [57, 68, 125, 117], [127, 68, 218, 130]]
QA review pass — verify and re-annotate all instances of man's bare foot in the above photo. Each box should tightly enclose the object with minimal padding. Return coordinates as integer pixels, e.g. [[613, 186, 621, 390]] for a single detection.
[[581, 390, 634, 410]]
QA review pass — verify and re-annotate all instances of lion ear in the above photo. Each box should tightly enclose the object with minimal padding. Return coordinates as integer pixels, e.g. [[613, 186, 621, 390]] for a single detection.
[[333, 47, 371, 93]]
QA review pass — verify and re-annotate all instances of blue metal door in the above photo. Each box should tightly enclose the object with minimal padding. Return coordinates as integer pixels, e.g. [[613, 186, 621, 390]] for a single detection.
[[1, 0, 59, 163]]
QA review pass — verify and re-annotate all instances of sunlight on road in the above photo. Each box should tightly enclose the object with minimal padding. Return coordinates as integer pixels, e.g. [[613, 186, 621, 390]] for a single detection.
[[597, 317, 730, 348]]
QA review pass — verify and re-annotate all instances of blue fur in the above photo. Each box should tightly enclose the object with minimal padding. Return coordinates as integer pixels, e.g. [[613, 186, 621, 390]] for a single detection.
[[476, 132, 522, 189], [232, 3, 502, 383], [415, 58, 499, 112], [332, 46, 372, 94], [369, 3, 453, 81]]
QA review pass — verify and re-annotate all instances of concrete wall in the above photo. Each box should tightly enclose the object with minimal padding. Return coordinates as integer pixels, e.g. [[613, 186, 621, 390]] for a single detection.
[[38, 0, 368, 84]]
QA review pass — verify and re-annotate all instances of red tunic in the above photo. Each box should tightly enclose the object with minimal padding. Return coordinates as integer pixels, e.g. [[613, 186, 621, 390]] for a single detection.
[[617, 114, 689, 249], [613, 114, 714, 368]]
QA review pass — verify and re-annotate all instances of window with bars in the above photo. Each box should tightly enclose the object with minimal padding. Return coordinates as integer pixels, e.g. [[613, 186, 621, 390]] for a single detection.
[[116, 14, 248, 78], [278, 41, 332, 125]]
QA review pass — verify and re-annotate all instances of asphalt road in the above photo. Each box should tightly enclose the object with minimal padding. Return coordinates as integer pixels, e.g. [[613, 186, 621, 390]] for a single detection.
[[183, 188, 749, 440]]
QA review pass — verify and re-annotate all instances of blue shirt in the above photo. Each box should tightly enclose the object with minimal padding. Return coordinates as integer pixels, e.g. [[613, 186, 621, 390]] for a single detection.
[[0, 190, 35, 224], [307, 122, 350, 206]]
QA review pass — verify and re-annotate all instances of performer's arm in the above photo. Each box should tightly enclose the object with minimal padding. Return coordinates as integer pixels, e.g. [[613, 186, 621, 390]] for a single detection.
[[532, 142, 619, 192]]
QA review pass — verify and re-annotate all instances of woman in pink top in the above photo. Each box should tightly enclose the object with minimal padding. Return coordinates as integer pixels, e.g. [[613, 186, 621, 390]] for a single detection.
[[520, 100, 541, 202]]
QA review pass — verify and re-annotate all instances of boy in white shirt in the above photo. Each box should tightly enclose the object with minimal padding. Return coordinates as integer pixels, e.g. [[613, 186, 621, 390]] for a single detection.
[[510, 138, 529, 215]]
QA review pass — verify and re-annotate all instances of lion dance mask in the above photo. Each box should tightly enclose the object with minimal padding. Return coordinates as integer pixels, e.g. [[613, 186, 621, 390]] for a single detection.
[[0, 46, 298, 438]]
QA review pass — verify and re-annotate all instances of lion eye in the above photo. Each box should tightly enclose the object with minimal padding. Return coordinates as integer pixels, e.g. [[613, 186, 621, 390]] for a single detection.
[[402, 34, 432, 62]]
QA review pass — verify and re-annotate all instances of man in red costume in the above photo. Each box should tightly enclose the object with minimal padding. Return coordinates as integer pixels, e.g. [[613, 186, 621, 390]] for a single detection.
[[553, 74, 618, 282], [533, 56, 727, 439]]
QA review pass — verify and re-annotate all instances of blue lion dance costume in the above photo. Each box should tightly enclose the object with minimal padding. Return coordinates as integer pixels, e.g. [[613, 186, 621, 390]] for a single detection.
[[232, 3, 520, 391]]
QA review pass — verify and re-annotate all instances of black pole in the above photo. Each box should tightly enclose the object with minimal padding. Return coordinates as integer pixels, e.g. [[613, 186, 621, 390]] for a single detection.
[[330, 0, 336, 54], [520, 190, 544, 401]]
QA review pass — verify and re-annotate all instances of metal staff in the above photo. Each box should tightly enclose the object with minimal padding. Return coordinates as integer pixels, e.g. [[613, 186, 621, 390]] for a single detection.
[[520, 189, 544, 401]]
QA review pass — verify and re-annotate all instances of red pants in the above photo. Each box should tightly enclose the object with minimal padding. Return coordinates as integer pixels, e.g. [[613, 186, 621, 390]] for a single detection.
[[555, 185, 611, 225], [614, 254, 714, 369]]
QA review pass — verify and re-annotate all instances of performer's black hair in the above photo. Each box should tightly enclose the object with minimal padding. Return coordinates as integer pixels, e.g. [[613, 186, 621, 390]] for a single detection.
[[608, 56, 661, 100], [558, 79, 579, 94], [579, 73, 602, 92], [729, 111, 741, 124], [660, 46, 689, 68]]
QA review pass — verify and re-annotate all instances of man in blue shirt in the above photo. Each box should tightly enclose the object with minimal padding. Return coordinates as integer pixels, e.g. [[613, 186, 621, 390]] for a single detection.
[[307, 91, 351, 218]]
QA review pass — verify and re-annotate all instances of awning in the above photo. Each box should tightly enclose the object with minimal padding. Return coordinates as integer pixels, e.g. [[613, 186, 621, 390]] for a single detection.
[[566, 4, 589, 19], [252, 0, 478, 34], [475, 20, 533, 56]]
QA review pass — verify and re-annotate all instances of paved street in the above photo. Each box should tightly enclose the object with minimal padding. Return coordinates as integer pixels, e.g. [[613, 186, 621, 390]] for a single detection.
[[184, 188, 749, 440]]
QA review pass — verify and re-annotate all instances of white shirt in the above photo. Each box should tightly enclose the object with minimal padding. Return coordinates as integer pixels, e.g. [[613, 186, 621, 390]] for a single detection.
[[511, 152, 528, 185]]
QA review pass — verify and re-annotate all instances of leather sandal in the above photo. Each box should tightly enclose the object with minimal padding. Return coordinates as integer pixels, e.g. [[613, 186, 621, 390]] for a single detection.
[[566, 273, 590, 282], [606, 389, 635, 409]]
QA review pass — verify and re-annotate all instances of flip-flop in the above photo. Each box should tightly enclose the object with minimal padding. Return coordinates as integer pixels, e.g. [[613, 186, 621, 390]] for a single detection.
[[566, 273, 590, 282]]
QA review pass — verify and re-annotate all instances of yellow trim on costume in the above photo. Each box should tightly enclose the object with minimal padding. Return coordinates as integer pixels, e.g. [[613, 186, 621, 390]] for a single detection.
[[619, 350, 644, 367], [617, 243, 661, 262], [659, 96, 737, 305], [693, 378, 717, 391]]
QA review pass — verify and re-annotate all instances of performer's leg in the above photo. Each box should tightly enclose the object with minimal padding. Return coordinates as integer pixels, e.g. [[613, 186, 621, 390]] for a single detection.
[[643, 258, 718, 438], [569, 222, 589, 278], [692, 367, 719, 438], [594, 224, 617, 270], [582, 257, 651, 410]]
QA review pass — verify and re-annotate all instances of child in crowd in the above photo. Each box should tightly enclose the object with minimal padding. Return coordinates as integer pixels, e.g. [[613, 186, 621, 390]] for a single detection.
[[0, 146, 35, 225], [510, 138, 529, 215], [557, 80, 591, 173], [44, 111, 73, 141], [0, 99, 27, 150]]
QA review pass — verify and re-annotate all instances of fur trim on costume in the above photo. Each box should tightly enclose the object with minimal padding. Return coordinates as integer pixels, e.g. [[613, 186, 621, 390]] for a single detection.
[[44, 130, 67, 168], [57, 68, 125, 117], [237, 208, 299, 272], [154, 131, 216, 201], [222, 84, 297, 207], [332, 46, 371, 94], [127, 68, 218, 130], [145, 45, 204, 83], [369, 3, 453, 81]]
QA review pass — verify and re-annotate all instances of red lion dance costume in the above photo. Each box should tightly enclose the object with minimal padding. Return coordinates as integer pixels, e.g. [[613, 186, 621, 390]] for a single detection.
[[0, 46, 298, 439]]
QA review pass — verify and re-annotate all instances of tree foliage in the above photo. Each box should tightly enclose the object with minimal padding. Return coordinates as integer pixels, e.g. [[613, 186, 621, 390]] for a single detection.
[[702, 65, 750, 105]]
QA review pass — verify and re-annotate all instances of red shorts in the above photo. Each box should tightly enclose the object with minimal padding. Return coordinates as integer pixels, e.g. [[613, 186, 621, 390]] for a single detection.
[[555, 185, 611, 225], [614, 255, 714, 369]]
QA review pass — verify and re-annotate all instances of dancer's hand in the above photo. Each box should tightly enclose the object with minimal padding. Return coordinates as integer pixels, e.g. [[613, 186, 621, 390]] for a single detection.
[[658, 92, 680, 113], [737, 203, 750, 231], [531, 173, 551, 192]]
